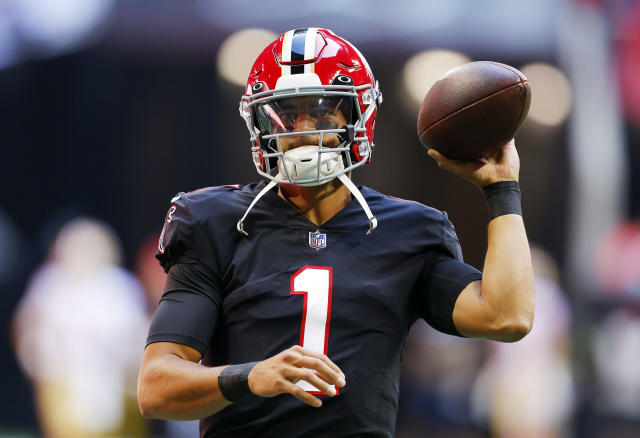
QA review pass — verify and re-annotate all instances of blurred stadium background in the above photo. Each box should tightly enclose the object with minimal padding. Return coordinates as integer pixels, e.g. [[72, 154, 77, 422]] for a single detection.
[[1, 0, 640, 437]]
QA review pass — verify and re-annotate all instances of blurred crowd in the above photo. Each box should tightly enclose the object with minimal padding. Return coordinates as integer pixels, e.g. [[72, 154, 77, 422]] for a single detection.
[[9, 218, 199, 438]]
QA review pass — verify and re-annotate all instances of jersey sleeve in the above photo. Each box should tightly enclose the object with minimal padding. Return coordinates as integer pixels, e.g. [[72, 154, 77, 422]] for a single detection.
[[156, 194, 200, 272], [414, 212, 482, 336], [146, 263, 220, 355], [148, 193, 223, 355]]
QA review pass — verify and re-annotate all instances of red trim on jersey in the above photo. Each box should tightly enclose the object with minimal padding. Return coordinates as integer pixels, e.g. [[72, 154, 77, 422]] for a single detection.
[[290, 265, 310, 347], [186, 184, 241, 195], [324, 267, 333, 355], [387, 195, 421, 204]]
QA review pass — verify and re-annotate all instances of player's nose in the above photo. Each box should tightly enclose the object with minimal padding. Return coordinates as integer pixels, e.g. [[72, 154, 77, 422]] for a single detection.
[[284, 114, 319, 149], [292, 113, 317, 132], [284, 133, 320, 150]]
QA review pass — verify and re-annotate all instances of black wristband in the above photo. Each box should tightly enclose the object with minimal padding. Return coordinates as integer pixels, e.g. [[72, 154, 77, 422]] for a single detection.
[[483, 181, 522, 220], [218, 362, 258, 402]]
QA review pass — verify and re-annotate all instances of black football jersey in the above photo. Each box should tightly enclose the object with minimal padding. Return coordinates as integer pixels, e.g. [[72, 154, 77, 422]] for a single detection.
[[147, 181, 481, 438]]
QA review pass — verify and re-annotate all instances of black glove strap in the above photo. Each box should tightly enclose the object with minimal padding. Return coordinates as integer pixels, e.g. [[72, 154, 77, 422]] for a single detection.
[[218, 362, 258, 402], [483, 181, 522, 220]]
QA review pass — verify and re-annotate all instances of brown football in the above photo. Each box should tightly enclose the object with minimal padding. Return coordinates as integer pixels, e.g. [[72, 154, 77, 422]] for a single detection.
[[417, 61, 531, 160]]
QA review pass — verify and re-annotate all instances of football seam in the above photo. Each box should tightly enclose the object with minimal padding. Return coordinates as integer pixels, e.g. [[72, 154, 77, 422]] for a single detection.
[[419, 81, 527, 138], [484, 61, 526, 80]]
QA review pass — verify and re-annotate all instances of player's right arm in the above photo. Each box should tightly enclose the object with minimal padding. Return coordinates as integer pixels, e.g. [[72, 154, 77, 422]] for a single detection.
[[138, 342, 345, 420], [138, 341, 230, 420], [138, 193, 344, 420]]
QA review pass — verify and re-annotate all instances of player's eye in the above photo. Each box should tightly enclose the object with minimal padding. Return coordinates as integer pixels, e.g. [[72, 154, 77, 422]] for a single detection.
[[279, 112, 297, 125], [316, 121, 338, 130]]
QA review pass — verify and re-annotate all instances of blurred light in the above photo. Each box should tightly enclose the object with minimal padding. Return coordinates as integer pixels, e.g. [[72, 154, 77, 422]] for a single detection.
[[15, 0, 113, 53], [402, 49, 471, 106], [594, 222, 640, 295], [217, 28, 277, 87], [197, 1, 465, 39], [616, 0, 640, 127], [520, 63, 572, 126], [0, 14, 19, 69]]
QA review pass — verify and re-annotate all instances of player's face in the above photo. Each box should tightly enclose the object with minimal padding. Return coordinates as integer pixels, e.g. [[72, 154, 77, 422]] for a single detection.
[[255, 96, 352, 151]]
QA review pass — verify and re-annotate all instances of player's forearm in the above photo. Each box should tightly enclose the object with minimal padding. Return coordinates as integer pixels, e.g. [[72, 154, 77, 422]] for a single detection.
[[480, 213, 534, 341], [137, 354, 232, 420]]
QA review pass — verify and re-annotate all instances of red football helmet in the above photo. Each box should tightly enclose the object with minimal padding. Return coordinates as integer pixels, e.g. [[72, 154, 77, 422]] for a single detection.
[[239, 28, 383, 186]]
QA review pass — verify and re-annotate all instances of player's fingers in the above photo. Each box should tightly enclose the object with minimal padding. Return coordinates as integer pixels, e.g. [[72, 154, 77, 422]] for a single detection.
[[286, 367, 337, 396], [294, 347, 344, 379], [296, 357, 344, 387], [428, 149, 469, 176], [427, 148, 446, 167], [282, 380, 323, 407], [428, 149, 467, 173]]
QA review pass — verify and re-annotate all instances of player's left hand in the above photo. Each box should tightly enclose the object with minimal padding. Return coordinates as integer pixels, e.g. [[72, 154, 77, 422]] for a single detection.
[[427, 139, 520, 188]]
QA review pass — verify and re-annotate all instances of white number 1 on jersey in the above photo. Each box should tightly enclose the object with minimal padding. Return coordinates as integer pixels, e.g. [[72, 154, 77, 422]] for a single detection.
[[290, 265, 337, 394]]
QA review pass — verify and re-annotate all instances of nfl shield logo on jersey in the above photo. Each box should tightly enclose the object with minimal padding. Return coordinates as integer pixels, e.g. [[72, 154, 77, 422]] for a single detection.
[[309, 230, 327, 250]]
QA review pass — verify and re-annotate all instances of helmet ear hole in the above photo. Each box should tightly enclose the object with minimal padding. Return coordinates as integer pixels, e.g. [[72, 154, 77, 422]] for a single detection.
[[252, 82, 266, 93], [332, 75, 353, 86]]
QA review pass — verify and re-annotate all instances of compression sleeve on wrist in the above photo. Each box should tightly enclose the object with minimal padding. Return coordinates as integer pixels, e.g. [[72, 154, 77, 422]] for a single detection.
[[218, 362, 258, 402], [483, 180, 522, 220]]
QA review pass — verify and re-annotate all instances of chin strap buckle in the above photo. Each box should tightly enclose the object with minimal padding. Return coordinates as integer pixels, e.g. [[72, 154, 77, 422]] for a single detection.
[[337, 174, 377, 235], [236, 220, 248, 236], [367, 216, 378, 235], [235, 180, 278, 237]]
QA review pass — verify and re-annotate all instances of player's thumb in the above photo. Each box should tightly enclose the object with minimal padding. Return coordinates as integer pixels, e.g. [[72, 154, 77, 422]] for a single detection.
[[427, 149, 444, 167]]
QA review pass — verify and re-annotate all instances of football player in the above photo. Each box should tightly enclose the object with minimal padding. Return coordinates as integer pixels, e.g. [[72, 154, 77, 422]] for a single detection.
[[137, 28, 534, 437]]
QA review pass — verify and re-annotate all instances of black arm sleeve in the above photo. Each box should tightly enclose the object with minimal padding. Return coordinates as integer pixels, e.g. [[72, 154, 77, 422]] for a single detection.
[[146, 263, 222, 356], [414, 212, 482, 336], [415, 255, 482, 336]]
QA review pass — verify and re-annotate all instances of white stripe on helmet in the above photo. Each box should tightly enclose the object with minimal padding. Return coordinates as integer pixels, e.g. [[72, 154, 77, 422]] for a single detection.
[[304, 27, 318, 74], [281, 30, 294, 76]]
